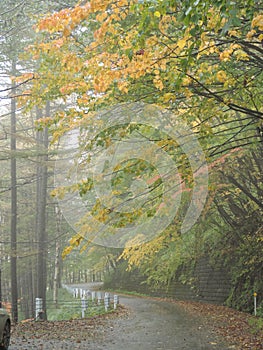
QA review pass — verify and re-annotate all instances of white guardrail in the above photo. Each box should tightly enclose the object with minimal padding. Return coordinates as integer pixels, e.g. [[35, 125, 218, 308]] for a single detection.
[[35, 285, 119, 320]]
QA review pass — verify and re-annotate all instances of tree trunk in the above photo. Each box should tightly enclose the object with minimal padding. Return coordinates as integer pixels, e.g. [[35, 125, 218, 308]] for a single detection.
[[10, 60, 18, 323], [36, 102, 49, 320], [53, 207, 62, 307]]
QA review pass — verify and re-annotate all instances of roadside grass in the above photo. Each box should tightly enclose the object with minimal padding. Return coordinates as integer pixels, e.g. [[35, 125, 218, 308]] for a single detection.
[[248, 316, 263, 335], [46, 288, 115, 321], [105, 288, 148, 298]]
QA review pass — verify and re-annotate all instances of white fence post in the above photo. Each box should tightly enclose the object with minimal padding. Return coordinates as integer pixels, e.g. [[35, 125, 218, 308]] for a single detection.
[[114, 295, 119, 310], [104, 292, 110, 311], [81, 297, 87, 318], [97, 291, 102, 304], [35, 298, 43, 319]]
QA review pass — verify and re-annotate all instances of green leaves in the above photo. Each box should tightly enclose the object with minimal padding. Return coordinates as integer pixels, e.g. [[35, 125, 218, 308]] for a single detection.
[[16, 0, 263, 310]]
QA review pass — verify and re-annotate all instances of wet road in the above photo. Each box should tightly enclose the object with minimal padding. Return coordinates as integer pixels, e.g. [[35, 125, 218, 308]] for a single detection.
[[10, 286, 231, 349], [98, 295, 230, 350]]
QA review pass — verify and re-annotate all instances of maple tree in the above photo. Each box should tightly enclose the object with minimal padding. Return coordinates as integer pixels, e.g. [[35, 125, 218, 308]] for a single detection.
[[21, 0, 263, 144], [17, 0, 263, 312]]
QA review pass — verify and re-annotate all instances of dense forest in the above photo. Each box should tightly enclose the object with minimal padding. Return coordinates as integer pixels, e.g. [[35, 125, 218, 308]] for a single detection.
[[0, 0, 262, 322]]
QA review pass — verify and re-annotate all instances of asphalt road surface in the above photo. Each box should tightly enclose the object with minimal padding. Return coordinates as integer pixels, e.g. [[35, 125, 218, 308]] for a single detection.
[[10, 284, 231, 350], [97, 295, 230, 350]]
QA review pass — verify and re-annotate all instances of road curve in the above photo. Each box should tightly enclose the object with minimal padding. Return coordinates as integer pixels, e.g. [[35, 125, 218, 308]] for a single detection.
[[97, 294, 230, 350], [9, 284, 231, 350]]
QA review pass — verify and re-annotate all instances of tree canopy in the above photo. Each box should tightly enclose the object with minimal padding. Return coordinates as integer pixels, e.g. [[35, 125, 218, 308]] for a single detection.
[[16, 0, 263, 311], [21, 0, 263, 146]]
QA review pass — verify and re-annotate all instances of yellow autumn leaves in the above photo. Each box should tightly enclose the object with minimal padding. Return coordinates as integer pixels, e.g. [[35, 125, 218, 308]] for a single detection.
[[62, 233, 84, 259], [25, 2, 261, 113], [252, 14, 263, 30], [19, 1, 263, 260]]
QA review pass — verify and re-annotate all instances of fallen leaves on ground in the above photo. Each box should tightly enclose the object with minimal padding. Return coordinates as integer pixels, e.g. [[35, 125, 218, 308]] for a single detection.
[[175, 300, 263, 350], [11, 306, 127, 343], [10, 297, 263, 350]]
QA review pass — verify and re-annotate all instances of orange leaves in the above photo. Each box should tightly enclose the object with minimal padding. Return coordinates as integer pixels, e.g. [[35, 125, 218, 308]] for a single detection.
[[61, 53, 83, 73], [37, 13, 68, 33], [96, 11, 108, 23], [15, 72, 34, 84], [35, 0, 128, 38], [71, 2, 91, 22], [117, 80, 129, 94], [28, 0, 171, 109], [37, 4, 90, 34], [53, 38, 65, 49], [94, 17, 111, 41], [24, 0, 262, 139], [60, 81, 87, 95]]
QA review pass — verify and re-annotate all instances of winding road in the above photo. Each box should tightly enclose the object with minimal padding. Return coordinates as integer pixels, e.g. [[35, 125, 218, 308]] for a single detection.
[[96, 294, 229, 350], [10, 284, 231, 349]]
